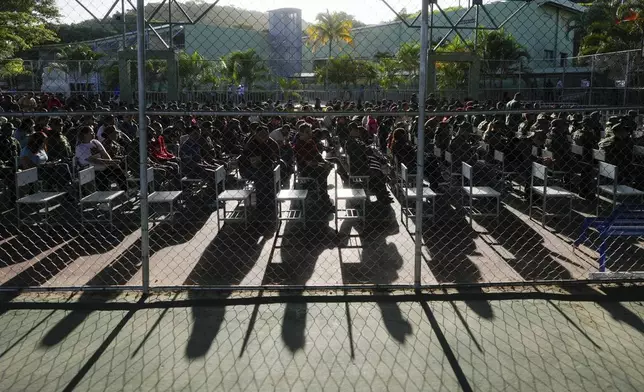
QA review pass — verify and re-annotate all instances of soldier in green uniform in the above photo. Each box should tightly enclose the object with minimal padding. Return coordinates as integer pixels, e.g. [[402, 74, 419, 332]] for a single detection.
[[572, 117, 600, 199], [599, 121, 635, 184], [0, 122, 21, 201]]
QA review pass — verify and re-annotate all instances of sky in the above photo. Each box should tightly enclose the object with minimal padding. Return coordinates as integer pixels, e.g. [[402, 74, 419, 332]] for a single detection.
[[55, 0, 463, 25]]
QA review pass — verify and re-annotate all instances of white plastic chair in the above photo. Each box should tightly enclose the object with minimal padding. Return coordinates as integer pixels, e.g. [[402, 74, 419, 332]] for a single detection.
[[462, 162, 501, 225], [15, 168, 67, 227], [596, 161, 644, 215], [78, 167, 125, 229], [145, 167, 183, 223], [215, 165, 252, 229], [400, 163, 436, 228], [274, 165, 308, 224], [334, 163, 367, 231], [529, 162, 575, 226], [346, 153, 370, 191], [444, 151, 462, 188]]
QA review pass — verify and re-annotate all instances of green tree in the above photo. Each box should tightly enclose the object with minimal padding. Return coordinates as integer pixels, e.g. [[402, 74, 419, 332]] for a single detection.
[[314, 55, 376, 87], [330, 12, 367, 28], [178, 50, 223, 90], [396, 42, 421, 79], [222, 49, 268, 91], [52, 44, 105, 92], [145, 59, 167, 91], [435, 37, 470, 91], [570, 0, 644, 55], [0, 59, 30, 89], [434, 29, 529, 92], [101, 62, 120, 92], [277, 77, 302, 101], [305, 11, 354, 86], [376, 57, 404, 90], [478, 29, 530, 75], [0, 0, 60, 59]]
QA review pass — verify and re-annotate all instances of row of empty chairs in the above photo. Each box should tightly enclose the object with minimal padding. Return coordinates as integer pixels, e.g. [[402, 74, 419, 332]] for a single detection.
[[15, 165, 182, 229]]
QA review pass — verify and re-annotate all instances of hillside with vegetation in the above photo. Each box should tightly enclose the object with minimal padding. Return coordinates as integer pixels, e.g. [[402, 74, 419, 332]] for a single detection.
[[51, 1, 308, 45]]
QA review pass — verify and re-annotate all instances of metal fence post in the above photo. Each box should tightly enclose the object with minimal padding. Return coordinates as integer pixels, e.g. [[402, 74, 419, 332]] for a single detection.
[[415, 0, 430, 287], [137, 0, 150, 294], [589, 55, 594, 106], [624, 51, 630, 106]]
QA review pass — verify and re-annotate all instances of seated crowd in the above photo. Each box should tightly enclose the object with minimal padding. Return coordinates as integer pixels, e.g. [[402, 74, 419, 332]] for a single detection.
[[0, 91, 643, 216]]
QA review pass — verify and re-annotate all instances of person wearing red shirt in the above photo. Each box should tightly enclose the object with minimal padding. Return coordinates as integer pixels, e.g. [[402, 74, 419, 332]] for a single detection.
[[47, 95, 63, 111]]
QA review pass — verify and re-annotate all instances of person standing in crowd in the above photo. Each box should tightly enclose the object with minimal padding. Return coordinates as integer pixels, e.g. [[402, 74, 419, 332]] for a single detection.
[[505, 93, 522, 131]]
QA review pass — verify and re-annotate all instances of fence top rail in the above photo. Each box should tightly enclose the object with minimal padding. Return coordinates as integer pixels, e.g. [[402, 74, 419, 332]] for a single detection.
[[1, 106, 642, 118]]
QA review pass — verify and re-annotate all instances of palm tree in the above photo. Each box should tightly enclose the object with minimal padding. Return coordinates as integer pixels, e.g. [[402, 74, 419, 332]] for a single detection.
[[145, 59, 167, 92], [305, 10, 354, 87], [376, 57, 403, 91], [277, 77, 302, 101], [436, 37, 470, 92], [52, 44, 104, 92], [222, 49, 268, 92], [178, 50, 224, 90], [396, 42, 421, 79]]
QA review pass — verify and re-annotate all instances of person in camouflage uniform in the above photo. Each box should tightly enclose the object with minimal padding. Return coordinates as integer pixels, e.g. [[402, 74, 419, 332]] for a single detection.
[[588, 111, 604, 141], [517, 112, 536, 136], [599, 121, 636, 185], [572, 117, 599, 199], [0, 122, 22, 201], [572, 117, 600, 154], [545, 118, 572, 172], [45, 117, 73, 163]]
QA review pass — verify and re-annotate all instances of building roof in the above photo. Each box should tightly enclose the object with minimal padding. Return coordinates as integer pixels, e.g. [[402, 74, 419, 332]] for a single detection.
[[537, 0, 585, 14]]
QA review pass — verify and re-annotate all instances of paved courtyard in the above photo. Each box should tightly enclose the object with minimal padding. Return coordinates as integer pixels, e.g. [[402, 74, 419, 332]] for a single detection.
[[1, 177, 643, 290], [0, 288, 643, 391]]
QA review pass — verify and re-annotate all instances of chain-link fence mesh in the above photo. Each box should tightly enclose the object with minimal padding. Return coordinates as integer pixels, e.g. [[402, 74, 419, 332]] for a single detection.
[[1, 0, 644, 292]]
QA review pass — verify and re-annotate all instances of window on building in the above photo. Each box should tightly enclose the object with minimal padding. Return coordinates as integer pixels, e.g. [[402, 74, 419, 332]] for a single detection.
[[560, 53, 569, 67], [544, 50, 554, 60]]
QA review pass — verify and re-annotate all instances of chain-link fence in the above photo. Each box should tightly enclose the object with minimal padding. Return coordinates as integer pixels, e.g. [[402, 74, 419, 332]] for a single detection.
[[1, 0, 644, 293]]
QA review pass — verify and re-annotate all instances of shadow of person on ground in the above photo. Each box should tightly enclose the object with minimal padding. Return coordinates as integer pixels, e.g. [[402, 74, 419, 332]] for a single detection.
[[0, 225, 78, 267], [263, 220, 338, 352], [484, 208, 576, 282], [0, 223, 140, 319], [423, 208, 495, 319], [563, 284, 644, 334], [183, 220, 276, 359], [38, 222, 205, 348], [340, 212, 413, 343], [423, 210, 484, 283]]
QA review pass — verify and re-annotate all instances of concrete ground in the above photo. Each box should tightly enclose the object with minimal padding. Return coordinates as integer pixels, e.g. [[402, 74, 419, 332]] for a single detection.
[[1, 287, 643, 392]]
